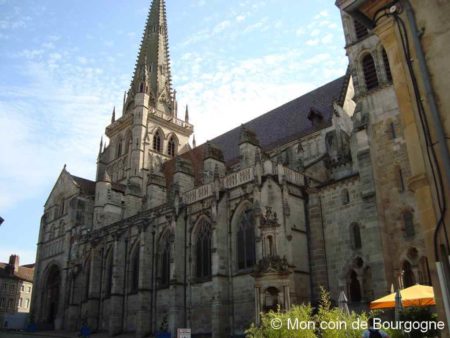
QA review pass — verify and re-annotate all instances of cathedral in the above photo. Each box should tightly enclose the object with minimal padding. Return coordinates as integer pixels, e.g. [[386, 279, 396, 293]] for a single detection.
[[31, 0, 433, 337]]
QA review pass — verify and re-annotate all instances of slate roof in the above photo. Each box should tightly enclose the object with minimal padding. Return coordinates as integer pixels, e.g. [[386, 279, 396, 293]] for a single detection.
[[0, 263, 35, 283], [208, 75, 348, 163], [72, 175, 96, 195], [163, 75, 348, 186]]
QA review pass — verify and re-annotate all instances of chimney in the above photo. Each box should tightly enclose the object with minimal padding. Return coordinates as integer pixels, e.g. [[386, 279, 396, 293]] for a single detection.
[[8, 255, 20, 274]]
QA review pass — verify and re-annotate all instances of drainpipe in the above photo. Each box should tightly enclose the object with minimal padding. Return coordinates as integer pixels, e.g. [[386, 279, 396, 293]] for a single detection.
[[121, 236, 129, 333], [183, 207, 188, 328], [151, 223, 156, 333], [227, 193, 235, 336], [97, 248, 104, 331], [303, 188, 315, 302], [402, 0, 450, 328]]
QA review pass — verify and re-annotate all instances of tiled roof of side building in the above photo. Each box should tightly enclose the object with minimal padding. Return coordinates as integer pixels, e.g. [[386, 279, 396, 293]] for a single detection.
[[0, 263, 35, 283], [209, 75, 348, 164]]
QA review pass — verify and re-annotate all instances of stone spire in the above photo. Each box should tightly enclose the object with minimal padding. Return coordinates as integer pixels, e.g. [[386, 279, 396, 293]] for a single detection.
[[185, 104, 189, 123], [128, 0, 173, 115], [111, 106, 116, 123], [99, 136, 103, 155], [122, 91, 127, 114]]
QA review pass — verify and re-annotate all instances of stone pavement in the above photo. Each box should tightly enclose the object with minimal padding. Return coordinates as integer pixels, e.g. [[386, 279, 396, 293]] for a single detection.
[[0, 331, 136, 338]]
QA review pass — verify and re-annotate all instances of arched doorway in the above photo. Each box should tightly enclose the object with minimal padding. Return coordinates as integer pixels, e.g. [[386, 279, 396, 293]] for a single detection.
[[402, 260, 415, 288], [264, 287, 280, 312], [348, 270, 362, 302], [45, 265, 61, 326]]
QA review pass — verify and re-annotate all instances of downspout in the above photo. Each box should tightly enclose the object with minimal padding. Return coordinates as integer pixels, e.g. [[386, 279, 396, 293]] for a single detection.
[[227, 193, 235, 336], [121, 235, 129, 333], [318, 194, 330, 291], [183, 208, 188, 328], [97, 248, 104, 331], [188, 216, 193, 328], [303, 188, 315, 302], [151, 224, 156, 333]]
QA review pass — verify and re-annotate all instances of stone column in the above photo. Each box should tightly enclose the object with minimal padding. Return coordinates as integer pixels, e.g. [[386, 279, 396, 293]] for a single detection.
[[136, 224, 152, 338], [109, 233, 126, 336], [255, 287, 261, 326], [211, 212, 229, 338], [254, 206, 263, 261], [87, 247, 102, 330], [307, 191, 329, 302], [283, 285, 291, 310]]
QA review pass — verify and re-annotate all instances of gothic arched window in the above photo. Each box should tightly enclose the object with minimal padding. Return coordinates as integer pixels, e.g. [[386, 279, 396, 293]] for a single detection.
[[418, 256, 431, 285], [124, 132, 132, 154], [237, 209, 256, 270], [396, 166, 405, 192], [129, 244, 140, 293], [362, 54, 379, 90], [353, 18, 368, 40], [153, 131, 162, 153], [403, 211, 415, 238], [342, 189, 350, 205], [382, 48, 392, 82], [117, 137, 123, 158], [389, 121, 397, 139], [168, 136, 177, 157], [195, 219, 212, 280], [159, 232, 172, 288], [351, 223, 362, 250]]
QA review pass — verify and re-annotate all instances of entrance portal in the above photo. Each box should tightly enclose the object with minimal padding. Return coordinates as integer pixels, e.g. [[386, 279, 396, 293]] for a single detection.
[[45, 265, 61, 326]]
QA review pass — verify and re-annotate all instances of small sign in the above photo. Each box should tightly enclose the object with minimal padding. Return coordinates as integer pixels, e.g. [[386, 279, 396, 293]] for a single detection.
[[177, 328, 191, 338]]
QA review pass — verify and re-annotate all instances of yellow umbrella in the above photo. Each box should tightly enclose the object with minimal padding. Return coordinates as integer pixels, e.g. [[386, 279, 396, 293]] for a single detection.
[[370, 284, 436, 310]]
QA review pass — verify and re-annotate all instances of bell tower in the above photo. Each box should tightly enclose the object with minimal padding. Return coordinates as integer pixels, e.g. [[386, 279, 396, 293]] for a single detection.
[[97, 0, 194, 195]]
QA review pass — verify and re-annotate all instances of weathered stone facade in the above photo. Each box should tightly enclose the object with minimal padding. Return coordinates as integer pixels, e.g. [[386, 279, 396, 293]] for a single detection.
[[31, 0, 434, 337]]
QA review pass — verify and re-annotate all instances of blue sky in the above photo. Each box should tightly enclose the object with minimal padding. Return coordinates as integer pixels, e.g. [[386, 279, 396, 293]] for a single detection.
[[0, 0, 347, 264]]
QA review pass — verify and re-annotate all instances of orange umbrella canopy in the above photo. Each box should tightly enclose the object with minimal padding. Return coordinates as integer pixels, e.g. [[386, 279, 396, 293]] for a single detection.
[[370, 284, 436, 310]]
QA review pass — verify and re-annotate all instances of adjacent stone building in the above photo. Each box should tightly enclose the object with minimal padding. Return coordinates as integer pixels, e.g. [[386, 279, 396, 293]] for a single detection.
[[31, 0, 435, 336], [0, 255, 34, 328], [336, 0, 450, 331]]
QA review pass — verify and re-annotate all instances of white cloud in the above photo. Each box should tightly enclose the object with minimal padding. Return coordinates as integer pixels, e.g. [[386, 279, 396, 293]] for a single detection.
[[213, 20, 231, 34], [306, 39, 319, 46], [310, 28, 321, 37], [321, 33, 334, 45], [0, 44, 127, 211]]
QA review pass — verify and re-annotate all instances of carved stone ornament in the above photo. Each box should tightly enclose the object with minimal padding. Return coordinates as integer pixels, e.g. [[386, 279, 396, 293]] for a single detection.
[[260, 207, 279, 228], [254, 255, 289, 274]]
